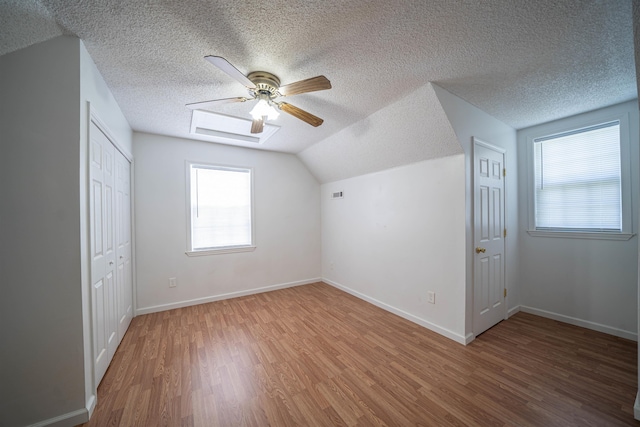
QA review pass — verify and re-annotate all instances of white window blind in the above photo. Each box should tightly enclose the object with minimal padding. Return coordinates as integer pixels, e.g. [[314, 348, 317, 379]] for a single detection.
[[533, 121, 621, 231], [189, 164, 252, 250]]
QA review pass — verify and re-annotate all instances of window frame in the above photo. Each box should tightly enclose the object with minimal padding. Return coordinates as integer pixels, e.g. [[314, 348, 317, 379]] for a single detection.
[[185, 161, 256, 256], [525, 110, 633, 241]]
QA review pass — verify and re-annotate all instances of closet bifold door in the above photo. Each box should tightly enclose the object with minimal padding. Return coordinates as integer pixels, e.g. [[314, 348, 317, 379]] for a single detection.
[[89, 119, 133, 385], [115, 150, 133, 342]]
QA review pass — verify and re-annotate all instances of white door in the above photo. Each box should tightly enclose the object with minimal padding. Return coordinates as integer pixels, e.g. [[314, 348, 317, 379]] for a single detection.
[[473, 138, 506, 336], [90, 122, 117, 383], [90, 119, 133, 385], [115, 151, 133, 341]]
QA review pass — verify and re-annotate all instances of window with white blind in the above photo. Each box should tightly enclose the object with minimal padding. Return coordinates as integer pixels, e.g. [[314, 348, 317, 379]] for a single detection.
[[526, 111, 633, 240], [186, 163, 255, 255]]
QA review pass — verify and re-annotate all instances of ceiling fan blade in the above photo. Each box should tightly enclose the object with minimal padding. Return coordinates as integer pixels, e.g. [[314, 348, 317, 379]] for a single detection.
[[186, 97, 248, 110], [279, 102, 324, 127], [250, 116, 265, 134], [279, 76, 331, 97], [205, 56, 256, 89]]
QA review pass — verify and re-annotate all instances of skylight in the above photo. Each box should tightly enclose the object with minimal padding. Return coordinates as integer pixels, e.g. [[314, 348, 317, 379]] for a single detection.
[[189, 110, 280, 145]]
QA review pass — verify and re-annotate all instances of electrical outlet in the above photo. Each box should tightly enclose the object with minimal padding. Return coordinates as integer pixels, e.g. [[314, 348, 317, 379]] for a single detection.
[[427, 291, 435, 304], [169, 277, 177, 288], [330, 262, 334, 270]]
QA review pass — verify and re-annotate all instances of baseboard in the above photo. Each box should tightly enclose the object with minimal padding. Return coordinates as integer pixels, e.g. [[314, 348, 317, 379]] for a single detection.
[[86, 393, 96, 419], [136, 278, 321, 315], [463, 333, 475, 345], [457, 306, 520, 345], [323, 278, 468, 345], [27, 407, 89, 427], [507, 305, 521, 318], [520, 306, 638, 341], [634, 391, 640, 421]]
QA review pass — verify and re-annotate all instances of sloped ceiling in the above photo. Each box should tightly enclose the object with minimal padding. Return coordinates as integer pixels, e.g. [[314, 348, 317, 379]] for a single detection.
[[300, 83, 462, 183], [0, 0, 637, 160]]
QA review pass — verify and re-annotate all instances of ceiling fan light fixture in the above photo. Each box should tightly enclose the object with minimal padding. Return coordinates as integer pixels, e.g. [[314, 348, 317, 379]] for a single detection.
[[189, 56, 331, 133], [250, 94, 279, 121]]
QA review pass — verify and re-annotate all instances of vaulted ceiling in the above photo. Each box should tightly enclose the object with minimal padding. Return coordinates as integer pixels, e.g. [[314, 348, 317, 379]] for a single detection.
[[1, 0, 637, 156]]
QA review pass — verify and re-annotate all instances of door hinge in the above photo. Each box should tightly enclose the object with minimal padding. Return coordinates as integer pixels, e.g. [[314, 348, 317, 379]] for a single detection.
[[504, 228, 507, 238], [503, 168, 506, 177], [504, 288, 507, 298]]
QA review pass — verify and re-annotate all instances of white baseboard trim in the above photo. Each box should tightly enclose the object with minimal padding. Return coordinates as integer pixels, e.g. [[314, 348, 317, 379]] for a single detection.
[[463, 333, 475, 345], [507, 305, 521, 318], [635, 391, 640, 421], [27, 407, 89, 427], [86, 393, 96, 419], [323, 278, 468, 345], [136, 278, 321, 315], [520, 306, 638, 341]]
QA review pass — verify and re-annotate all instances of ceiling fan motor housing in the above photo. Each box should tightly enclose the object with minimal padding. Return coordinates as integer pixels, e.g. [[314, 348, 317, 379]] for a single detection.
[[247, 71, 281, 99], [188, 56, 329, 131]]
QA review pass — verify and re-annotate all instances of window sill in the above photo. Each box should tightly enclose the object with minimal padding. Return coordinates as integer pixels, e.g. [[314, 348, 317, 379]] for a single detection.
[[527, 230, 635, 241], [186, 245, 256, 256]]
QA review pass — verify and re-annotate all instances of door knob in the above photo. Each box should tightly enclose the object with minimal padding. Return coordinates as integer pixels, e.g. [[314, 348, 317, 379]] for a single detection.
[[475, 247, 486, 254]]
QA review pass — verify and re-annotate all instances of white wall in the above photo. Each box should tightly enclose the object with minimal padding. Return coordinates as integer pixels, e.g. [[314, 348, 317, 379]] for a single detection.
[[517, 100, 639, 340], [0, 35, 133, 427], [0, 36, 84, 427], [299, 83, 463, 184], [134, 133, 321, 313], [432, 85, 519, 337], [80, 41, 133, 156], [318, 82, 516, 344], [322, 155, 467, 341]]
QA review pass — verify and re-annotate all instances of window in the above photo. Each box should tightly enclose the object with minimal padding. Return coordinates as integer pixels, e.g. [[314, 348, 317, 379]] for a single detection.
[[526, 110, 633, 240], [186, 163, 255, 255]]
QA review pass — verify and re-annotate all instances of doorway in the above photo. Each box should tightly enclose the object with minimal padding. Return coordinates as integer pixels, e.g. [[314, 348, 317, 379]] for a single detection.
[[473, 138, 506, 335]]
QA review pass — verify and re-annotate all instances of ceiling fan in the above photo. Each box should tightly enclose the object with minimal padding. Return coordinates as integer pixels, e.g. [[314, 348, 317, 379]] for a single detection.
[[187, 56, 332, 134]]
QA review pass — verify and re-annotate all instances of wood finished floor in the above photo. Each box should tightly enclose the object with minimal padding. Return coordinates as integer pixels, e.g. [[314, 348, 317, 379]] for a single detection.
[[79, 282, 639, 426]]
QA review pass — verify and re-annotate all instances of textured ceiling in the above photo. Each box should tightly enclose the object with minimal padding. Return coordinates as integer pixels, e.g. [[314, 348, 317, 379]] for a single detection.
[[0, 0, 637, 155]]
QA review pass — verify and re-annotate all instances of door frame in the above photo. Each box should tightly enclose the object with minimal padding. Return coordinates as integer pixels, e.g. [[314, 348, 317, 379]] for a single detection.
[[86, 105, 136, 392], [472, 137, 508, 336], [89, 106, 136, 316]]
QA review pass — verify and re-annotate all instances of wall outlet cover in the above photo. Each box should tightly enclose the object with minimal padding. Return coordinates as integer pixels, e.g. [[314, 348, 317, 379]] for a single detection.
[[427, 291, 435, 304]]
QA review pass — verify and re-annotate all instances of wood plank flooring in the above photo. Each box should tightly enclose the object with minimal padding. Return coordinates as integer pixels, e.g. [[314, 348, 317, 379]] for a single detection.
[[79, 282, 639, 426]]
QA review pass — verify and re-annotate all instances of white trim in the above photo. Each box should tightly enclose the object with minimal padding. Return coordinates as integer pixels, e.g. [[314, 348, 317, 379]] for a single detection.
[[467, 306, 520, 344], [86, 394, 96, 419], [185, 161, 256, 254], [81, 102, 94, 427], [526, 230, 634, 241], [186, 245, 256, 256], [523, 108, 633, 237], [520, 305, 637, 341], [507, 305, 521, 318], [27, 408, 89, 427], [634, 391, 640, 421], [90, 107, 133, 161], [136, 278, 320, 315], [323, 278, 468, 345], [86, 106, 136, 403], [474, 137, 506, 154], [464, 333, 475, 345], [130, 159, 138, 317]]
